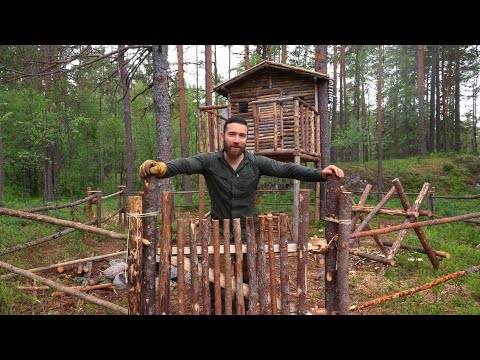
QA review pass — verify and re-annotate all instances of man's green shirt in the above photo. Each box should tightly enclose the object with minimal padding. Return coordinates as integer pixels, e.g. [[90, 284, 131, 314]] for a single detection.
[[164, 150, 326, 234]]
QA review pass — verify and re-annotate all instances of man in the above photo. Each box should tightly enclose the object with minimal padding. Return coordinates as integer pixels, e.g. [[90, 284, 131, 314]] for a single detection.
[[140, 117, 344, 232], [140, 116, 344, 312]]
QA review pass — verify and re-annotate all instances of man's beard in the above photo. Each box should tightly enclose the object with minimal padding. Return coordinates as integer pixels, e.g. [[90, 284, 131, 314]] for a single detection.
[[223, 140, 245, 159]]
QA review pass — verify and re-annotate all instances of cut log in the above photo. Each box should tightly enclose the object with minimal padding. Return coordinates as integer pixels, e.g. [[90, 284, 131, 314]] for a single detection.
[[52, 283, 113, 297]]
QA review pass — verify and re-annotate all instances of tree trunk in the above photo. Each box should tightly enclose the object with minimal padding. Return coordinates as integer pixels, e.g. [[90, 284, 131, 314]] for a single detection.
[[117, 45, 135, 195], [177, 45, 192, 204], [244, 45, 250, 70], [436, 46, 442, 152], [99, 72, 105, 191], [342, 45, 348, 161], [152, 45, 173, 197], [281, 45, 287, 64], [353, 45, 360, 162], [331, 45, 338, 163], [377, 45, 383, 201], [228, 45, 232, 78], [339, 45, 344, 162], [315, 45, 329, 218], [454, 46, 461, 152], [205, 45, 214, 148], [442, 55, 448, 152], [428, 45, 437, 153], [361, 61, 368, 162], [418, 45, 427, 155], [473, 72, 478, 152]]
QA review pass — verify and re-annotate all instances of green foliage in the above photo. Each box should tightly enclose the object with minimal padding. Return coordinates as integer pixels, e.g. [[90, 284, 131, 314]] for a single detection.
[[442, 163, 455, 173], [0, 281, 37, 314]]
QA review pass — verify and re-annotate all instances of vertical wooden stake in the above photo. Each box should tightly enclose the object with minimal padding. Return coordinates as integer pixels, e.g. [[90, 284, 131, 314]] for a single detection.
[[223, 219, 233, 315], [141, 176, 159, 315], [201, 218, 211, 314], [325, 175, 341, 314], [213, 219, 222, 315], [267, 216, 278, 315], [337, 191, 352, 315], [246, 216, 259, 314], [117, 185, 123, 225], [86, 187, 93, 241], [127, 196, 143, 315], [257, 216, 268, 314], [177, 219, 185, 315], [297, 189, 309, 314], [279, 214, 290, 315], [96, 191, 102, 228], [233, 218, 245, 315], [189, 220, 200, 315], [158, 192, 174, 315]]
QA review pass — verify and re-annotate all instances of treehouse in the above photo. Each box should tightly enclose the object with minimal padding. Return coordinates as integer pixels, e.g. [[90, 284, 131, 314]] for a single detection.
[[197, 60, 330, 228]]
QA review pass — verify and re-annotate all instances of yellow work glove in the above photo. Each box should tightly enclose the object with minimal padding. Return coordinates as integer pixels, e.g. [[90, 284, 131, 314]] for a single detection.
[[139, 160, 167, 178]]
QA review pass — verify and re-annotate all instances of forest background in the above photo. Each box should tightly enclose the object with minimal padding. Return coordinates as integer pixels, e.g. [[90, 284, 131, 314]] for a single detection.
[[0, 45, 478, 206]]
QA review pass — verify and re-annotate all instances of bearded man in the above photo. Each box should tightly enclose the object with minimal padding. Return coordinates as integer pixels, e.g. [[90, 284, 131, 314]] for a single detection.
[[139, 116, 344, 313]]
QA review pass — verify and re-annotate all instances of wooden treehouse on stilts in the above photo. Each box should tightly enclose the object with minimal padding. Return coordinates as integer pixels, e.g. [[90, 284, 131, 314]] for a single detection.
[[197, 60, 330, 237]]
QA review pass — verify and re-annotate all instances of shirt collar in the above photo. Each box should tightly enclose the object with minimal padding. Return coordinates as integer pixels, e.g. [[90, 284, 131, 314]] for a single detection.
[[217, 149, 250, 164], [217, 148, 251, 165]]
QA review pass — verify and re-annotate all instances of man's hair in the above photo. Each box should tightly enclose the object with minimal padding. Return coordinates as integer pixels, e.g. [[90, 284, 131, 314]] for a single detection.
[[223, 117, 248, 133]]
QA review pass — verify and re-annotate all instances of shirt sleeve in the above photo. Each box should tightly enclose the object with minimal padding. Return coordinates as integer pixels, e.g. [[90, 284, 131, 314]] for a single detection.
[[255, 155, 326, 182], [164, 153, 209, 177]]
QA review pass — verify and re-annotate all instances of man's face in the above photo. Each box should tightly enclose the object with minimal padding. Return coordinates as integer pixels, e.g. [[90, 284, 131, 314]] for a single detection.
[[222, 122, 248, 159]]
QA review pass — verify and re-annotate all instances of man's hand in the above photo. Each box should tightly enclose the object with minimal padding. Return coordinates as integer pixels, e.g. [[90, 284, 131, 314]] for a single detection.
[[139, 160, 167, 178], [321, 165, 344, 179]]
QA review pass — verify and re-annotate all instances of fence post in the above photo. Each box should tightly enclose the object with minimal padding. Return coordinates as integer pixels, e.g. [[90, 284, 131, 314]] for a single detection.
[[141, 176, 159, 315], [430, 186, 436, 219], [122, 185, 127, 225], [127, 196, 143, 315], [86, 187, 93, 241], [117, 185, 124, 225], [337, 191, 352, 315], [158, 191, 174, 315], [325, 175, 341, 314], [96, 190, 102, 228], [297, 189, 309, 314]]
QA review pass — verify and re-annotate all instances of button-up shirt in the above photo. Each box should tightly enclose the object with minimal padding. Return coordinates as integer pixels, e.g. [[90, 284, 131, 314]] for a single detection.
[[165, 150, 326, 237]]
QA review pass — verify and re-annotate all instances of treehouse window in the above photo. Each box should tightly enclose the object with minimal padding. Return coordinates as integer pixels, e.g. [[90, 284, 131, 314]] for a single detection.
[[239, 101, 248, 113]]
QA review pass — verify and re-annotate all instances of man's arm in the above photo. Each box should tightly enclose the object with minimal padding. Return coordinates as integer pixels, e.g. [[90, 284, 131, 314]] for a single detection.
[[139, 153, 209, 179], [255, 156, 344, 181]]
